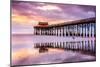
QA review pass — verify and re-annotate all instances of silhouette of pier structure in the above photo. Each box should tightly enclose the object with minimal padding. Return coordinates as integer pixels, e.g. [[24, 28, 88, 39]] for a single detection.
[[34, 17, 96, 37], [33, 17, 96, 54]]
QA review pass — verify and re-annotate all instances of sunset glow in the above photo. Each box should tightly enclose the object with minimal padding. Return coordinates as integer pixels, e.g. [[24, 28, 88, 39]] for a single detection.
[[12, 1, 96, 34]]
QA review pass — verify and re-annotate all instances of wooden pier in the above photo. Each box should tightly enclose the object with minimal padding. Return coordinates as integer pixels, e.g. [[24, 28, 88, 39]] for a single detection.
[[33, 17, 96, 54], [34, 17, 96, 37]]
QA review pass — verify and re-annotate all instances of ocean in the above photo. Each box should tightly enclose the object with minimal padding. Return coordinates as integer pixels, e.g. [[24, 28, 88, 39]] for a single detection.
[[11, 35, 96, 66]]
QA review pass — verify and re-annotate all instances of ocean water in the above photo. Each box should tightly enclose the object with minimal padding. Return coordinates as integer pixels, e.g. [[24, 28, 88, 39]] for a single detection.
[[11, 35, 96, 66]]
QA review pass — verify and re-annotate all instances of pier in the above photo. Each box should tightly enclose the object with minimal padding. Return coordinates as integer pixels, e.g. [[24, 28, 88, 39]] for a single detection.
[[34, 17, 96, 37], [33, 17, 96, 54]]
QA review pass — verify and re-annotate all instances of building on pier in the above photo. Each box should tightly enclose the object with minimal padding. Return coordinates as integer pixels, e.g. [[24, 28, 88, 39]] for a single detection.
[[34, 17, 96, 37]]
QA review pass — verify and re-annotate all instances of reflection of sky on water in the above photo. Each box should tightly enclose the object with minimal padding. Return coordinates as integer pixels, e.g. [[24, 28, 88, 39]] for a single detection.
[[12, 35, 96, 66]]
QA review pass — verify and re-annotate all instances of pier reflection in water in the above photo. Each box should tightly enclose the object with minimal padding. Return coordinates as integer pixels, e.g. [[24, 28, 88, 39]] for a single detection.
[[12, 35, 96, 66], [34, 40, 95, 54]]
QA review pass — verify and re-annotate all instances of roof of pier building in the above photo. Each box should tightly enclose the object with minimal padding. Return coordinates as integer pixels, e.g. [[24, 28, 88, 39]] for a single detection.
[[34, 17, 96, 28], [38, 22, 48, 25], [34, 22, 48, 27]]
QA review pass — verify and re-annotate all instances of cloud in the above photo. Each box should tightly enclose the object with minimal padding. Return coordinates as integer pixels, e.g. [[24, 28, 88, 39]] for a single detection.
[[36, 5, 62, 11], [87, 11, 95, 17]]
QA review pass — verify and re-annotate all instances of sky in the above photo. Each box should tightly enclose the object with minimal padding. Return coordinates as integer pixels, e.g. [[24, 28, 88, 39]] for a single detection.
[[12, 1, 96, 34]]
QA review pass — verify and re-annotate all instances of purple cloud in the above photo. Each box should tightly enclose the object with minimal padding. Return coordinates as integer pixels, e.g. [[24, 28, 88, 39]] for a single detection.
[[12, 1, 96, 34]]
